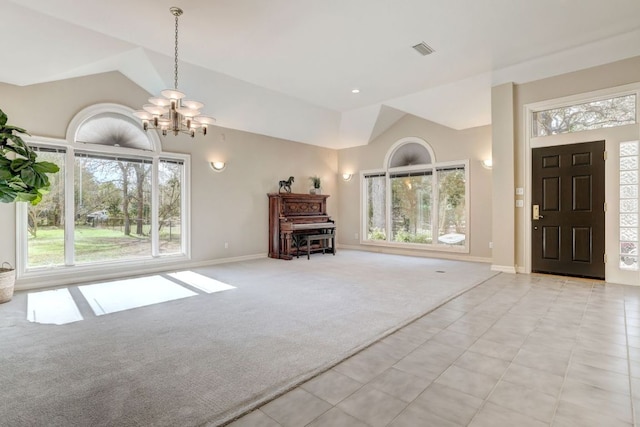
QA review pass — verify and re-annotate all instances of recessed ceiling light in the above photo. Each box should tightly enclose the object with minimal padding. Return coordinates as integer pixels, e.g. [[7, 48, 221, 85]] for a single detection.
[[351, 89, 360, 94]]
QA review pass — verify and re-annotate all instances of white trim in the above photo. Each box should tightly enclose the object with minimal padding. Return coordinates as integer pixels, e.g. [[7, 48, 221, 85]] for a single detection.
[[360, 240, 469, 253], [382, 136, 436, 169], [525, 82, 640, 128], [65, 103, 162, 153], [338, 244, 490, 263], [151, 159, 160, 257], [491, 264, 517, 274]]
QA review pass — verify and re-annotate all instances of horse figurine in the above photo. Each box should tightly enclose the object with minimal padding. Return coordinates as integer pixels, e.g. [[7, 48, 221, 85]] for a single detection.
[[279, 176, 294, 193]]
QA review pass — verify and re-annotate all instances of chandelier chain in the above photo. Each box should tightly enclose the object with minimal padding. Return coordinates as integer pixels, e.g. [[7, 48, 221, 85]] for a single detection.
[[174, 12, 179, 90]]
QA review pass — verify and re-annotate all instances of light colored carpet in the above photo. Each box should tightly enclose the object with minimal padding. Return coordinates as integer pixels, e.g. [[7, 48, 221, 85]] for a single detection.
[[0, 250, 498, 426]]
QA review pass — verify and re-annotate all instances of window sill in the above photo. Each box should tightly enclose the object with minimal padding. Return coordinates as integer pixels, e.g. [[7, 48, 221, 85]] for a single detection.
[[17, 254, 190, 290], [360, 239, 469, 254]]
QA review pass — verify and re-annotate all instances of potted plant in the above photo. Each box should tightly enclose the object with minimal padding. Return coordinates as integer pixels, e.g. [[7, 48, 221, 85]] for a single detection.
[[309, 175, 321, 194], [0, 107, 60, 302], [0, 108, 59, 204]]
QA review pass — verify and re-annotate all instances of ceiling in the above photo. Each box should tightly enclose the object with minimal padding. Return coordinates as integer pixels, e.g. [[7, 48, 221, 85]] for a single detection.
[[3, 0, 640, 148]]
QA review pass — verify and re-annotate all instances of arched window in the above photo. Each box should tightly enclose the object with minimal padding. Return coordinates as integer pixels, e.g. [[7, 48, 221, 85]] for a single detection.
[[18, 104, 190, 278], [75, 112, 153, 150], [362, 137, 468, 252]]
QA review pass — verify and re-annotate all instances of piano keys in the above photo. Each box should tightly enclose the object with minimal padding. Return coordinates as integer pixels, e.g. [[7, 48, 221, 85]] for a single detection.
[[268, 193, 336, 260]]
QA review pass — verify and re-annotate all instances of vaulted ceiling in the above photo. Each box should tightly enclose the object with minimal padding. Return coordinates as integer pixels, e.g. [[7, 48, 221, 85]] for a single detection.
[[3, 0, 640, 148]]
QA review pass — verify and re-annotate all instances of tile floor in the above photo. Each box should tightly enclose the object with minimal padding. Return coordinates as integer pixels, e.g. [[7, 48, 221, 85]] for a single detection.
[[228, 272, 640, 426]]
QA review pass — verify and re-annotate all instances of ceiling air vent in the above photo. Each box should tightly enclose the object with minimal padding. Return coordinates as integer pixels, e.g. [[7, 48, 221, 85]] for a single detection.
[[412, 42, 435, 56]]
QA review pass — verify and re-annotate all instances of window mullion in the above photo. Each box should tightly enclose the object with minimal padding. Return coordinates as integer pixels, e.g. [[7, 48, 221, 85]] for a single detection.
[[151, 157, 160, 257], [385, 173, 392, 242], [432, 167, 439, 245], [64, 148, 75, 266]]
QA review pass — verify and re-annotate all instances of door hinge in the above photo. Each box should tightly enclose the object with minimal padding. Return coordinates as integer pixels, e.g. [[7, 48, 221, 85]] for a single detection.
[[604, 202, 607, 212], [604, 151, 608, 161], [604, 253, 608, 263]]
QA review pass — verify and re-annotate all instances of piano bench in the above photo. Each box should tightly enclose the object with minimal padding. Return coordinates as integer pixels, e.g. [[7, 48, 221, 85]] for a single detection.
[[296, 233, 335, 260]]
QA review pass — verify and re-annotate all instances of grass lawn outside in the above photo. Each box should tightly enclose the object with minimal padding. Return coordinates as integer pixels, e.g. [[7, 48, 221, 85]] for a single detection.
[[28, 226, 182, 267]]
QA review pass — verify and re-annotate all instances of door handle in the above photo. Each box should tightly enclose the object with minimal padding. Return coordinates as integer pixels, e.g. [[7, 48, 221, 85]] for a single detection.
[[533, 204, 541, 220]]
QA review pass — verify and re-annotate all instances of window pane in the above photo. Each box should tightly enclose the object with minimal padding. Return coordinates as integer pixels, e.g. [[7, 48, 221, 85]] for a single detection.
[[365, 175, 386, 240], [27, 149, 66, 268], [437, 168, 466, 246], [620, 141, 639, 270], [159, 160, 183, 255], [74, 155, 152, 263], [533, 94, 636, 137], [391, 174, 432, 244]]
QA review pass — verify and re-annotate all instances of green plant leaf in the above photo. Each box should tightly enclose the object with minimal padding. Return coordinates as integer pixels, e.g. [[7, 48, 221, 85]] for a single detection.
[[20, 167, 37, 186], [0, 108, 58, 205], [0, 183, 17, 203], [15, 191, 38, 203], [10, 158, 30, 172], [7, 180, 28, 190], [33, 161, 60, 174], [2, 125, 29, 135], [0, 168, 12, 180]]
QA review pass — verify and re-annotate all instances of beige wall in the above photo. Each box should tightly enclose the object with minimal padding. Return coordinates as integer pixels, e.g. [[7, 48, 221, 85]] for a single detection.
[[493, 55, 640, 271], [0, 72, 337, 286], [337, 114, 493, 261], [491, 83, 515, 271]]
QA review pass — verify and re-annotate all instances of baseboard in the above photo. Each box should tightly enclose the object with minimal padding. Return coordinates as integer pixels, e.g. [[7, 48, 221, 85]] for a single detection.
[[491, 264, 517, 274], [516, 265, 528, 274], [337, 244, 492, 264], [186, 253, 267, 268]]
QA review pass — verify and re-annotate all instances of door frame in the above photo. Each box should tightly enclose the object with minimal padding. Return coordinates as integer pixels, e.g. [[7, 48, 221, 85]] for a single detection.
[[523, 83, 640, 282]]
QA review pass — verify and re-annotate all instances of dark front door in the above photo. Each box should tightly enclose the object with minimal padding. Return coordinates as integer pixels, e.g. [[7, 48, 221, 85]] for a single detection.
[[531, 141, 605, 279]]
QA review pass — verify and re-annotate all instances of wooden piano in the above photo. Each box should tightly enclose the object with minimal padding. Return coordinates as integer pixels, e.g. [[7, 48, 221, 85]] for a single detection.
[[268, 193, 336, 260]]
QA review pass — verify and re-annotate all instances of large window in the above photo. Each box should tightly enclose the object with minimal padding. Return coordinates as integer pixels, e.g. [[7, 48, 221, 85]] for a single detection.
[[362, 139, 469, 252], [74, 154, 153, 264], [27, 147, 66, 268], [364, 173, 386, 240], [158, 159, 184, 255], [20, 105, 189, 275], [390, 171, 432, 244]]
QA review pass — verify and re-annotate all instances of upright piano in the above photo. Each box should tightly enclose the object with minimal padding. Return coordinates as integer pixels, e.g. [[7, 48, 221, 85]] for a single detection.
[[268, 193, 336, 260]]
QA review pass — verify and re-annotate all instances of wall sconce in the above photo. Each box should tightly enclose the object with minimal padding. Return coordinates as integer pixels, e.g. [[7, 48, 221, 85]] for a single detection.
[[342, 173, 353, 181], [481, 159, 493, 170], [209, 161, 226, 172]]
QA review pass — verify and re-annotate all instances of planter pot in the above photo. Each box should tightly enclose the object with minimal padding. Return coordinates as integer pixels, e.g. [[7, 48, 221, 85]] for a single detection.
[[310, 187, 321, 195], [0, 262, 15, 304]]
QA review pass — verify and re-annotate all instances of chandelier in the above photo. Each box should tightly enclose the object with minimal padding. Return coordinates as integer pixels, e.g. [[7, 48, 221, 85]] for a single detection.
[[133, 7, 215, 137]]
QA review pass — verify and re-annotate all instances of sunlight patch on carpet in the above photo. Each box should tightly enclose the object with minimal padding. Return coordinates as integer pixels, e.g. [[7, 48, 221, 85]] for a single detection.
[[27, 288, 83, 325], [168, 270, 236, 293], [79, 276, 197, 316]]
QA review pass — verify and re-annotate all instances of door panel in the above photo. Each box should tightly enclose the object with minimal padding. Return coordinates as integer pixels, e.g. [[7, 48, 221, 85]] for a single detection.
[[542, 226, 560, 260], [532, 141, 605, 279], [542, 177, 560, 211]]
